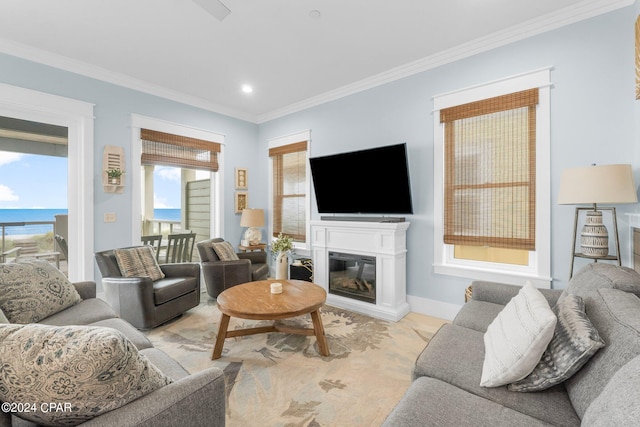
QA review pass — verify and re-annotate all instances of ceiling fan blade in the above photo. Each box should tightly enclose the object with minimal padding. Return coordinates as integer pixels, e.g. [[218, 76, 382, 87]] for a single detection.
[[193, 0, 231, 22]]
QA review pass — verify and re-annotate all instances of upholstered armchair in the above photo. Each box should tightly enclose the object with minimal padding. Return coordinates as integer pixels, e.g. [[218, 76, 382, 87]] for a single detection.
[[95, 246, 201, 329], [196, 238, 269, 298]]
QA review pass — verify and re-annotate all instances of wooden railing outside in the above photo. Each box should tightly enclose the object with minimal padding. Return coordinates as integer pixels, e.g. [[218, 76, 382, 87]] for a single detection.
[[142, 218, 183, 236]]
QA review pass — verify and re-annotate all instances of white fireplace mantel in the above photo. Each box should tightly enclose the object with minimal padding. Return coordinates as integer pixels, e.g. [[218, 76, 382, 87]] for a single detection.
[[310, 219, 410, 321]]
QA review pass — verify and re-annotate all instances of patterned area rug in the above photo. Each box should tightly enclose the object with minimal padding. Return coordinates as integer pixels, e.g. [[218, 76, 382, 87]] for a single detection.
[[145, 299, 436, 426]]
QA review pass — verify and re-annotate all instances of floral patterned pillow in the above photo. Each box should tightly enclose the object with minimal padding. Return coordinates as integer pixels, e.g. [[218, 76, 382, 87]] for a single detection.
[[0, 323, 172, 426], [0, 259, 81, 323]]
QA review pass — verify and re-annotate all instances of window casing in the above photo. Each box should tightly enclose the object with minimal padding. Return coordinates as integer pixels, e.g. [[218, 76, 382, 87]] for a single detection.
[[442, 89, 537, 251], [433, 69, 551, 287], [268, 131, 311, 251], [130, 115, 224, 246]]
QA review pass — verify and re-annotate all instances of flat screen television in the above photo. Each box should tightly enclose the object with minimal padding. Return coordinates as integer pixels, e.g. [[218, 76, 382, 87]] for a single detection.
[[309, 143, 413, 216]]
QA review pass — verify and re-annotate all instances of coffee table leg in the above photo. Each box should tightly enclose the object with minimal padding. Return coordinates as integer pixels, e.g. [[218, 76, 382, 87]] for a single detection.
[[310, 309, 330, 357], [212, 313, 230, 360]]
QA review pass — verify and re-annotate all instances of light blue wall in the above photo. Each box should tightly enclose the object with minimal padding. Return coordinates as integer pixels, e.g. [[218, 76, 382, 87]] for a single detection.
[[0, 5, 638, 308], [259, 6, 640, 306], [0, 54, 262, 283]]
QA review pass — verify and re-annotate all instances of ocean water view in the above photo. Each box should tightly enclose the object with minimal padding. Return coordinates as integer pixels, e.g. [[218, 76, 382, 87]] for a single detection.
[[0, 208, 181, 236]]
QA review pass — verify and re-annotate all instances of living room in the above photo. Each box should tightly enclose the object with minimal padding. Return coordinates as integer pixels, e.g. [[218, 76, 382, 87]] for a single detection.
[[1, 1, 640, 426]]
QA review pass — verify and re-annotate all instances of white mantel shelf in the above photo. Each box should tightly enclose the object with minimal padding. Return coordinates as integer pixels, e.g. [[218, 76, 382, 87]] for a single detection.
[[310, 219, 411, 321]]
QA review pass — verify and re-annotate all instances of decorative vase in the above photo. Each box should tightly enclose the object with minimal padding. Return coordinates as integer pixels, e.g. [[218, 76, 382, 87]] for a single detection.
[[580, 210, 609, 257], [110, 177, 118, 185], [275, 252, 288, 280]]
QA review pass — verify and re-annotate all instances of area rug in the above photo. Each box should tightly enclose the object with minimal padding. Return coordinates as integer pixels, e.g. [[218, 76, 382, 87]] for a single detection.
[[145, 299, 438, 427]]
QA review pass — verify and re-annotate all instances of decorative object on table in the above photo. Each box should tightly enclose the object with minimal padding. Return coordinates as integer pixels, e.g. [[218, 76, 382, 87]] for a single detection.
[[558, 163, 638, 278], [270, 282, 283, 294], [102, 145, 125, 193], [235, 191, 248, 213], [240, 208, 264, 245], [235, 167, 248, 189], [272, 232, 293, 280]]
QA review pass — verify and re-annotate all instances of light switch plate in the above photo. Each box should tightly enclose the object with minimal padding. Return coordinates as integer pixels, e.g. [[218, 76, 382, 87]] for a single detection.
[[104, 212, 116, 223]]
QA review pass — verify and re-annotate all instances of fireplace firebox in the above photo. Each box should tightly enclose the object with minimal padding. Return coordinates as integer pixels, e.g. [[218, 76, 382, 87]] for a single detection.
[[328, 251, 376, 303]]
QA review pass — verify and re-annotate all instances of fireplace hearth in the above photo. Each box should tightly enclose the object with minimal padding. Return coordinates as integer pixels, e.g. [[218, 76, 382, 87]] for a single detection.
[[329, 252, 376, 303], [311, 219, 410, 321]]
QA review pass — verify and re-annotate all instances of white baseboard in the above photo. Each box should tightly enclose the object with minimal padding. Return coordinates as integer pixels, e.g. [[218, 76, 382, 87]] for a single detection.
[[407, 295, 462, 322]]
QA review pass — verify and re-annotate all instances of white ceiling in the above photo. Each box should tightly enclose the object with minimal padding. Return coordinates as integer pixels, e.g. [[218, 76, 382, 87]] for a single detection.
[[0, 0, 631, 123]]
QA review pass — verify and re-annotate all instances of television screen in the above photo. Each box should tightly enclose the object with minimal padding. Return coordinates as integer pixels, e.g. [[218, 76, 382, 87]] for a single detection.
[[309, 143, 413, 215]]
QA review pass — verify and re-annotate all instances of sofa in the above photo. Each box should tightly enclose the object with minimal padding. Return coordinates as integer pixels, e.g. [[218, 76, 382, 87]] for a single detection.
[[383, 263, 640, 426], [0, 261, 225, 427]]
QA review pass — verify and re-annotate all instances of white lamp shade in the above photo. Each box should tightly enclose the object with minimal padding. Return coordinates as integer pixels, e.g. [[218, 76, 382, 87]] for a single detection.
[[558, 164, 638, 205], [240, 208, 265, 227]]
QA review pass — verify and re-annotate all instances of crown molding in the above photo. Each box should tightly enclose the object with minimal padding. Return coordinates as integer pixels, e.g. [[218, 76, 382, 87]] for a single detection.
[[0, 0, 632, 125], [0, 38, 258, 123], [256, 0, 634, 123]]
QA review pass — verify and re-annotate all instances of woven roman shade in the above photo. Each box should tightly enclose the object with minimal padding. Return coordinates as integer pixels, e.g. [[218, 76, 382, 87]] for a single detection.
[[140, 129, 221, 172], [441, 88, 538, 251], [269, 141, 307, 242]]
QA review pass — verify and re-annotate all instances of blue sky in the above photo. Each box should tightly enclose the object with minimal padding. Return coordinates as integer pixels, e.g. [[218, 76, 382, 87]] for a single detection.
[[0, 151, 181, 209]]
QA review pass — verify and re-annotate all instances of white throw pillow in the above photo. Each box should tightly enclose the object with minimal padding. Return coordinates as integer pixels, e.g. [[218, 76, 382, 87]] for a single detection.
[[480, 281, 557, 387]]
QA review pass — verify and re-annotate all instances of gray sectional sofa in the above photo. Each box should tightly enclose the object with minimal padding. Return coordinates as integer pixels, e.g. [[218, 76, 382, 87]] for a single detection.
[[0, 280, 225, 427], [383, 263, 640, 426]]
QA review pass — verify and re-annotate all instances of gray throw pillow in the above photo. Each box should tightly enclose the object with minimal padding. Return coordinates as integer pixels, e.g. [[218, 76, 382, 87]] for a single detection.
[[114, 246, 165, 281], [509, 292, 605, 392], [0, 323, 173, 426], [0, 259, 81, 323], [211, 241, 239, 261]]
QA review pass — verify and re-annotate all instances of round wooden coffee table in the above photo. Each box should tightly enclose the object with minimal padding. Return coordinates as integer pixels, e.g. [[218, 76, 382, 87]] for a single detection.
[[211, 279, 330, 359]]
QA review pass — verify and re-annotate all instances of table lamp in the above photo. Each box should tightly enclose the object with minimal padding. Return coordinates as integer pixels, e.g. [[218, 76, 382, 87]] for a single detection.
[[240, 208, 265, 246], [558, 164, 637, 274]]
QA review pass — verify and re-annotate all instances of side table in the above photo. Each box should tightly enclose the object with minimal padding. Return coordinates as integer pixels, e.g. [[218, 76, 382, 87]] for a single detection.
[[238, 243, 266, 252]]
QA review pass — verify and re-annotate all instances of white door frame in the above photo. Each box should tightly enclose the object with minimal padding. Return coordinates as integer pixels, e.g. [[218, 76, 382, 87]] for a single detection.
[[130, 114, 224, 243], [0, 83, 95, 282]]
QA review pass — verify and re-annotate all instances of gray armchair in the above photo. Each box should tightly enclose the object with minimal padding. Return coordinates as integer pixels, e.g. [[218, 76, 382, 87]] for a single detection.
[[95, 247, 201, 329], [197, 238, 269, 298]]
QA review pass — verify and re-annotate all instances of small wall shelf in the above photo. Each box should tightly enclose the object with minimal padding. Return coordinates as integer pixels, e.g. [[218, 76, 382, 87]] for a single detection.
[[103, 145, 125, 194]]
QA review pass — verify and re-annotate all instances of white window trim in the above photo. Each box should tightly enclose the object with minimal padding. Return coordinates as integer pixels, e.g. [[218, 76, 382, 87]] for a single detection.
[[433, 68, 552, 288], [268, 130, 312, 254], [130, 114, 225, 243], [0, 83, 94, 282]]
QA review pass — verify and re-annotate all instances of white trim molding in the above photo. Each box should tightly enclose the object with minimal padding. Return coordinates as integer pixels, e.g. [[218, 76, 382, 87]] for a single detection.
[[407, 295, 462, 322], [0, 1, 630, 124], [268, 129, 312, 253], [432, 68, 552, 289], [130, 114, 225, 243], [0, 83, 95, 282]]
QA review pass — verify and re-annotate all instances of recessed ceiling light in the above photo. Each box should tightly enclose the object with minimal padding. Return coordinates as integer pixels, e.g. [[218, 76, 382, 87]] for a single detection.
[[241, 84, 253, 94], [309, 10, 321, 19]]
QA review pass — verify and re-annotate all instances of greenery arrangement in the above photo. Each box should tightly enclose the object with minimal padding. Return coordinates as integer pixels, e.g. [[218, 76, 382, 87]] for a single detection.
[[271, 233, 293, 259], [106, 168, 124, 178]]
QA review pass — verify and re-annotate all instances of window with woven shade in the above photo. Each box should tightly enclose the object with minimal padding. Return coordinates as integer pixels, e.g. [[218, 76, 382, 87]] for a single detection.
[[140, 128, 221, 171], [441, 88, 538, 254], [269, 141, 307, 243]]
